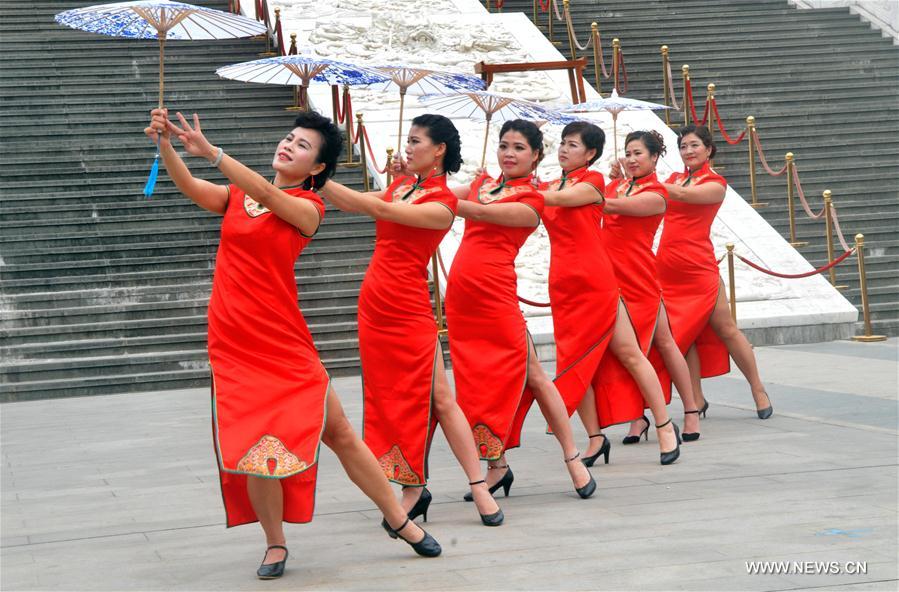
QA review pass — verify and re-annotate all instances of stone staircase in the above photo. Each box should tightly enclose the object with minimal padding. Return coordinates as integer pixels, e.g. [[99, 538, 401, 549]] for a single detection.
[[0, 0, 376, 400], [501, 0, 899, 336]]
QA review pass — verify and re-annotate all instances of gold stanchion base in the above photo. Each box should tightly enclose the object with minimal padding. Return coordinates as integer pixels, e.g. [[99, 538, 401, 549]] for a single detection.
[[750, 202, 769, 209], [437, 328, 449, 337], [833, 284, 849, 290], [852, 335, 887, 342], [341, 161, 362, 168], [258, 51, 277, 57], [790, 241, 809, 247], [285, 106, 304, 111]]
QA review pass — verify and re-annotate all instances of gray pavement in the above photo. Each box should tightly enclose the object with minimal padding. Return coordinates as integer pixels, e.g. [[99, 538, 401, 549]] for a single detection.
[[2, 339, 897, 591]]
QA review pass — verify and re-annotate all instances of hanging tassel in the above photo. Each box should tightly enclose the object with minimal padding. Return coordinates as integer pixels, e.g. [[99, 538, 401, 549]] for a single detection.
[[143, 137, 160, 197]]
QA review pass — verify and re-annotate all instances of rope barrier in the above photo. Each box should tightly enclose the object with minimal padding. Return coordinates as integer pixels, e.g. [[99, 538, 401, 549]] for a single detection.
[[710, 99, 746, 145], [565, 6, 592, 51], [538, 0, 550, 11], [717, 253, 726, 264], [830, 203, 853, 252], [552, 0, 563, 21], [684, 78, 708, 125], [618, 49, 629, 93], [791, 164, 826, 220], [595, 30, 609, 79], [752, 132, 788, 176], [734, 248, 855, 279], [665, 58, 680, 110], [360, 126, 388, 174], [518, 295, 553, 307]]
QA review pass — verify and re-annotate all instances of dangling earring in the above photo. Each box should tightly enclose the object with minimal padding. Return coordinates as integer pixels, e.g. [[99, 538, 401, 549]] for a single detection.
[[309, 176, 316, 191]]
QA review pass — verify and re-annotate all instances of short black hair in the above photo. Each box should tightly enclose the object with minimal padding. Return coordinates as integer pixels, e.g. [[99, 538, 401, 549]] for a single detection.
[[625, 129, 667, 157], [675, 124, 717, 159], [410, 113, 463, 174], [499, 119, 544, 166], [561, 121, 605, 165], [292, 111, 342, 190]]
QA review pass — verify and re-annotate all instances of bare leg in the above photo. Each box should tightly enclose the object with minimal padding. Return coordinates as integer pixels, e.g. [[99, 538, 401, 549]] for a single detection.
[[609, 301, 677, 453], [247, 477, 287, 564], [321, 387, 427, 542], [709, 281, 770, 410], [431, 342, 500, 516], [686, 346, 706, 410], [653, 306, 700, 435], [526, 338, 592, 490], [576, 386, 605, 457], [485, 452, 509, 489]]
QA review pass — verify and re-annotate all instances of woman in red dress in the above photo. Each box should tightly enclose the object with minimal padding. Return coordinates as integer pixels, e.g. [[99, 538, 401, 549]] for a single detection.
[[538, 122, 678, 466], [145, 108, 441, 579], [446, 119, 596, 500], [658, 125, 773, 420], [602, 130, 698, 463], [319, 114, 503, 527]]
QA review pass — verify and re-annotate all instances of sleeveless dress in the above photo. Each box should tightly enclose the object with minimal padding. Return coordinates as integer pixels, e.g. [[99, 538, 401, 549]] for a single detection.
[[358, 174, 458, 487], [445, 174, 543, 460], [209, 184, 329, 528], [542, 167, 639, 427], [657, 161, 730, 378], [595, 173, 673, 409]]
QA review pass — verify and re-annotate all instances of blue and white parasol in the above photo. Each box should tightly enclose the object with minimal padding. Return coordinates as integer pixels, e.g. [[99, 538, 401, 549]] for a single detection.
[[563, 89, 670, 158]]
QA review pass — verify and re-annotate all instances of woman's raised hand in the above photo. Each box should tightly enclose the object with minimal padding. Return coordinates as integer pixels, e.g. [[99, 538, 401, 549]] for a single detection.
[[609, 159, 624, 180], [390, 154, 411, 178], [144, 108, 171, 142], [167, 112, 218, 161]]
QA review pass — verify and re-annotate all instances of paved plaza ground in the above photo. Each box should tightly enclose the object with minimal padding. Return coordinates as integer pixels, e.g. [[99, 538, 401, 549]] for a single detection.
[[2, 339, 897, 591]]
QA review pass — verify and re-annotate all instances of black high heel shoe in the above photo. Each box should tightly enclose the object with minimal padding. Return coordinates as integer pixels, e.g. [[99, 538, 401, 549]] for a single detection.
[[698, 400, 709, 418], [463, 464, 513, 502], [468, 480, 504, 526], [405, 486, 432, 522], [582, 434, 611, 467], [657, 419, 682, 466], [682, 410, 701, 442], [381, 517, 442, 557], [622, 415, 650, 445], [756, 393, 773, 419], [256, 545, 288, 580], [565, 452, 597, 499]]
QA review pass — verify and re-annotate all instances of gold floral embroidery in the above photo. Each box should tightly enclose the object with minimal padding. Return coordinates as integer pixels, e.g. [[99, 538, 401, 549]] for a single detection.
[[377, 445, 422, 484], [244, 194, 270, 217], [390, 183, 441, 203], [472, 424, 504, 459], [477, 181, 532, 204], [236, 435, 308, 476]]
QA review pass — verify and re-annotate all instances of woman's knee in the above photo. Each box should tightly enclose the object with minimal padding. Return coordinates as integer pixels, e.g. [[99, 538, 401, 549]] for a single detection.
[[432, 384, 456, 418], [322, 413, 357, 450]]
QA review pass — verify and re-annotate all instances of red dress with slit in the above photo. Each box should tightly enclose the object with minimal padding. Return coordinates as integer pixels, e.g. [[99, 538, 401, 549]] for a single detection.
[[209, 184, 329, 528], [445, 174, 543, 460], [657, 162, 730, 378], [542, 167, 640, 427], [358, 174, 457, 486], [596, 173, 672, 409]]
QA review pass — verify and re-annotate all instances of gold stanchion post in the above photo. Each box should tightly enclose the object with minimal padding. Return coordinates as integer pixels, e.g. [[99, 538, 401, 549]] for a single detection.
[[563, 0, 576, 60], [823, 190, 847, 290], [548, 0, 557, 45], [681, 64, 690, 126], [851, 234, 886, 342], [591, 23, 602, 96], [661, 45, 670, 126], [385, 147, 394, 185], [342, 85, 359, 167], [726, 242, 737, 322], [612, 38, 620, 93], [533, 0, 538, 25], [746, 116, 767, 209], [707, 83, 716, 167], [357, 113, 370, 192], [785, 152, 807, 247]]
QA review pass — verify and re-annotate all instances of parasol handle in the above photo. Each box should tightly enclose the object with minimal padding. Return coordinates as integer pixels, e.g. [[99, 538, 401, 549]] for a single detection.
[[396, 89, 406, 153], [158, 36, 165, 109], [611, 110, 618, 161], [480, 116, 492, 169]]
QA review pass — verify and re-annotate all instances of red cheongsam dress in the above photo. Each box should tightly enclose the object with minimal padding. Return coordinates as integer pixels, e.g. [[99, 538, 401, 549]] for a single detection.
[[596, 173, 673, 409], [656, 162, 730, 378], [359, 174, 457, 487], [445, 174, 543, 460], [542, 167, 641, 427], [208, 184, 330, 528]]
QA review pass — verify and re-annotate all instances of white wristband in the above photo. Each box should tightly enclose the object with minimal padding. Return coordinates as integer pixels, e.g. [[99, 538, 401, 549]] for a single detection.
[[210, 147, 224, 167]]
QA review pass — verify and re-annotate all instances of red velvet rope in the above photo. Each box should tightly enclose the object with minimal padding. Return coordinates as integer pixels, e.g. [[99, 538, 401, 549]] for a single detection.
[[736, 248, 855, 279], [518, 295, 552, 307], [275, 16, 285, 55], [361, 127, 387, 174], [618, 50, 629, 94], [684, 79, 704, 125], [538, 0, 550, 10], [495, 0, 505, 7], [717, 253, 726, 264], [711, 99, 746, 145]]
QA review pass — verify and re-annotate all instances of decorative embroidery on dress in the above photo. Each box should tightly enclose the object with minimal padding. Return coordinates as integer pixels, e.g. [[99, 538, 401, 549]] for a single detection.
[[244, 194, 270, 217], [477, 181, 532, 204], [390, 183, 441, 203], [377, 445, 422, 484], [472, 424, 504, 459], [236, 435, 308, 476]]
